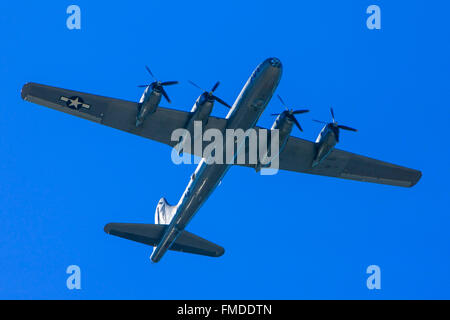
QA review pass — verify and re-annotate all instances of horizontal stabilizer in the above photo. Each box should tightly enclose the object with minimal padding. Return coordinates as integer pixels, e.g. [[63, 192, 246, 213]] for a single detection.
[[104, 223, 224, 258]]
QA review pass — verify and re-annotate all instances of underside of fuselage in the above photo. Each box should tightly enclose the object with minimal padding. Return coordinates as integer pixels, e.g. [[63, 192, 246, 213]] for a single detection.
[[150, 58, 283, 263]]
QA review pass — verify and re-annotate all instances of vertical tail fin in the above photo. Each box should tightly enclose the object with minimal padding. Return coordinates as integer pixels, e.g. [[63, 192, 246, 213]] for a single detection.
[[154, 197, 178, 225]]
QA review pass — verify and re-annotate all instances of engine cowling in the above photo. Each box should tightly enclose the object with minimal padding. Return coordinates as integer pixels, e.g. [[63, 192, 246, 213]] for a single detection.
[[312, 124, 338, 167], [176, 95, 215, 155], [183, 80, 231, 133], [254, 115, 292, 171], [136, 86, 162, 127]]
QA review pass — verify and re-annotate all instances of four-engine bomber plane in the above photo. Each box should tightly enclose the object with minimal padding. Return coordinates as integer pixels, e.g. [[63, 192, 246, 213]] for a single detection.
[[21, 58, 422, 263]]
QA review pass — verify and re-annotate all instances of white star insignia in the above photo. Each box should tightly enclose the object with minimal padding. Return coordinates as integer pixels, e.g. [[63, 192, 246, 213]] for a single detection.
[[68, 97, 82, 109], [60, 96, 91, 110]]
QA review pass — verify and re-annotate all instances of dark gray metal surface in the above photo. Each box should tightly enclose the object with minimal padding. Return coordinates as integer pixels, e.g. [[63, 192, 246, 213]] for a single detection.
[[237, 128, 422, 187], [278, 136, 421, 187], [21, 82, 227, 151], [104, 223, 224, 257]]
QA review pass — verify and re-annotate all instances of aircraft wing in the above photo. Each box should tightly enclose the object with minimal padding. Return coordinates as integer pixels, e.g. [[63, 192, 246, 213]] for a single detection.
[[21, 82, 227, 150], [22, 83, 421, 187], [241, 128, 422, 188]]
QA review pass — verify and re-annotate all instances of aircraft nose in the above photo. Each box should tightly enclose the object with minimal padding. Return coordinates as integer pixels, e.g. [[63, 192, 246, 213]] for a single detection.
[[267, 57, 282, 68]]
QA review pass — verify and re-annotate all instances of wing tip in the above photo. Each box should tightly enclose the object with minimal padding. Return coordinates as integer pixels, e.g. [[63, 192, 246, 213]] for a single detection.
[[408, 170, 422, 188], [104, 223, 115, 234], [21, 82, 32, 101], [215, 246, 225, 258]]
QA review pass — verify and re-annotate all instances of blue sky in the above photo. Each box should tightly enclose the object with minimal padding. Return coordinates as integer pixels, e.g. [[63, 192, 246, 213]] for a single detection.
[[0, 1, 449, 299]]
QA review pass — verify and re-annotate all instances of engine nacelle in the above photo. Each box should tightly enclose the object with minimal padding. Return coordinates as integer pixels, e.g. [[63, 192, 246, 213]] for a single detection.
[[136, 86, 162, 127], [155, 197, 178, 225], [312, 124, 338, 167], [187, 95, 214, 129], [176, 95, 214, 155], [256, 114, 292, 171]]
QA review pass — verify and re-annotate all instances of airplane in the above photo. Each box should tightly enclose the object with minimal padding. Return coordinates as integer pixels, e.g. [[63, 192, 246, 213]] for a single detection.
[[21, 57, 422, 263]]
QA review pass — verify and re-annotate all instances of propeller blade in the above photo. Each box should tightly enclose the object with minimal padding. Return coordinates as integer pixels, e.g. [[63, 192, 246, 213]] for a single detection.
[[313, 119, 328, 124], [292, 109, 310, 115], [211, 81, 220, 92], [137, 84, 150, 88], [271, 113, 281, 116], [160, 87, 171, 103], [212, 95, 232, 108], [289, 115, 303, 132], [145, 66, 156, 80], [330, 107, 335, 122], [160, 81, 178, 86], [277, 94, 286, 107], [188, 80, 206, 92], [338, 125, 357, 132]]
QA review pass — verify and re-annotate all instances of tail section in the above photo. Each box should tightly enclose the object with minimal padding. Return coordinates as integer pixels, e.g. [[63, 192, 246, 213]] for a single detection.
[[103, 197, 224, 262], [104, 223, 225, 259]]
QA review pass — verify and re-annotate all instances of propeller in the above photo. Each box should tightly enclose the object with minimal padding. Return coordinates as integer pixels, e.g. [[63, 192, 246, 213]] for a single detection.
[[271, 95, 309, 132], [137, 66, 178, 103], [313, 107, 357, 141], [188, 80, 232, 108]]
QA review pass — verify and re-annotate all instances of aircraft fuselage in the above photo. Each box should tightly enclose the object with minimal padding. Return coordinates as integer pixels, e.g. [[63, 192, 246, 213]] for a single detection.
[[151, 58, 283, 262]]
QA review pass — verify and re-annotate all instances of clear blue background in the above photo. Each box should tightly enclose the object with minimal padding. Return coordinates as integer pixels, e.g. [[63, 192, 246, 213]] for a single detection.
[[1, 0, 449, 299]]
